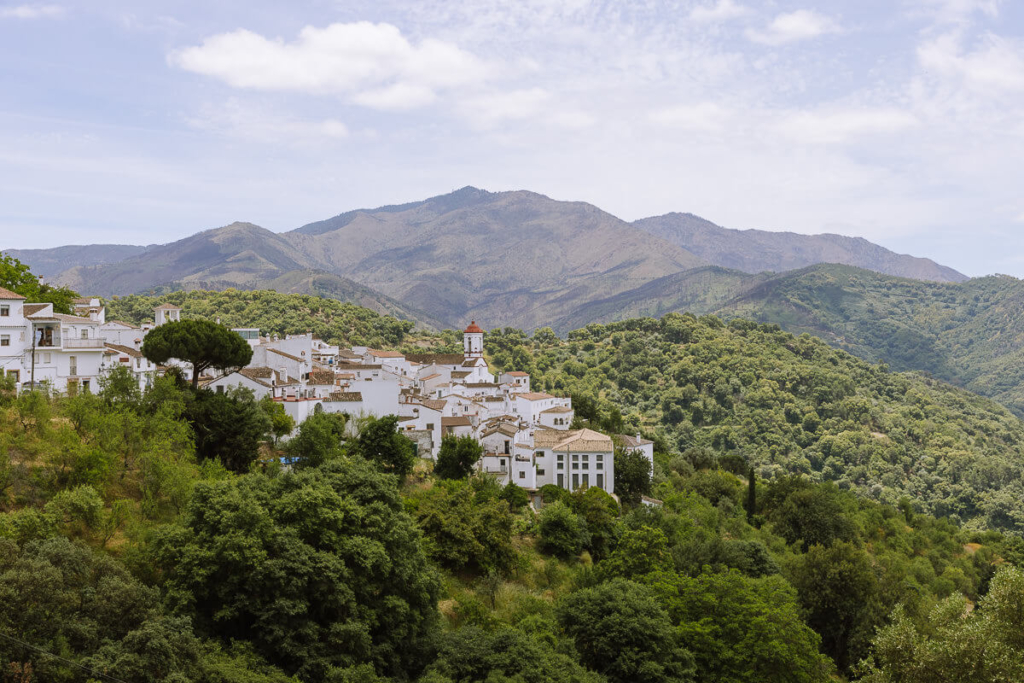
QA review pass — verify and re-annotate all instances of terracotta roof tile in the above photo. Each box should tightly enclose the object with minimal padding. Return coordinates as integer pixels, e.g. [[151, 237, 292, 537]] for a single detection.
[[104, 343, 143, 358], [307, 369, 336, 384], [405, 353, 465, 366], [325, 391, 363, 402], [0, 287, 26, 300], [367, 348, 405, 358], [517, 392, 555, 401]]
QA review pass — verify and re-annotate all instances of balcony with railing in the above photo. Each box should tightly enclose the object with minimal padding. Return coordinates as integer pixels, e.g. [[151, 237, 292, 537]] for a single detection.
[[63, 338, 106, 349]]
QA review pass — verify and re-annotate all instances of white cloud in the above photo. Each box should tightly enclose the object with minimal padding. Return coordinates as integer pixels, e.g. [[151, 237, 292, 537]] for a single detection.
[[688, 0, 750, 24], [917, 32, 1024, 92], [649, 102, 730, 131], [0, 4, 62, 19], [170, 22, 488, 109], [351, 83, 438, 110], [775, 107, 919, 144], [745, 10, 841, 46]]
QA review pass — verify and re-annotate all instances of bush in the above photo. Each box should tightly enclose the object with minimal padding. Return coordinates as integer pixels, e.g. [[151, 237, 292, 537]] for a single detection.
[[537, 501, 589, 559]]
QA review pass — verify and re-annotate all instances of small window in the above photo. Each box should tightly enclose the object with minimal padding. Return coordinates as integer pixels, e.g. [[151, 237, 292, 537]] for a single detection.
[[537, 468, 545, 476], [519, 471, 525, 479], [426, 423, 434, 431], [0, 335, 8, 347], [81, 379, 90, 393], [0, 305, 7, 316], [81, 329, 89, 340], [597, 474, 604, 489], [216, 385, 224, 394]]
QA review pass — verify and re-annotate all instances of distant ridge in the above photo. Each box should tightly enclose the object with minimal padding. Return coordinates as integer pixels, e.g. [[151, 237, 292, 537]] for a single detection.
[[633, 212, 967, 283], [5, 186, 969, 332]]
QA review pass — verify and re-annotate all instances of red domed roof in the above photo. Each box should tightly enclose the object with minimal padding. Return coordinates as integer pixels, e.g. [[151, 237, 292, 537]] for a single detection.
[[464, 321, 484, 334]]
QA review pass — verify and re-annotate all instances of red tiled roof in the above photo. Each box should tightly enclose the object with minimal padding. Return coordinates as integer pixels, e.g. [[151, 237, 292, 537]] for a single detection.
[[105, 343, 143, 359], [464, 321, 484, 334], [325, 391, 363, 402], [367, 348, 405, 358], [0, 287, 26, 300], [405, 353, 465, 366]]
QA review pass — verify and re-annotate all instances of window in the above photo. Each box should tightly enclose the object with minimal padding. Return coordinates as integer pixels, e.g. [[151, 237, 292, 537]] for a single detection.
[[426, 423, 434, 431], [0, 305, 7, 316], [557, 454, 564, 470], [216, 385, 224, 394], [572, 474, 579, 489], [136, 358, 141, 368], [7, 370, 19, 383], [81, 379, 90, 393], [44, 352, 50, 364], [596, 454, 603, 470], [0, 335, 8, 347], [519, 471, 525, 479], [582, 455, 589, 471], [557, 474, 564, 487], [597, 474, 604, 489], [81, 329, 88, 339], [69, 355, 77, 375], [582, 474, 589, 488], [537, 469, 545, 476]]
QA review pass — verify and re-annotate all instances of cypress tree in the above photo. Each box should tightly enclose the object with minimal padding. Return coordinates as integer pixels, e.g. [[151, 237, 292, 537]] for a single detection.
[[746, 465, 756, 523]]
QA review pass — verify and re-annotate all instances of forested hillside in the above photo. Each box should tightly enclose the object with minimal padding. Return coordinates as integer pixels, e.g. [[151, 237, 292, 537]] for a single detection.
[[3, 368, 1023, 682], [489, 315, 1024, 533], [718, 266, 1024, 415]]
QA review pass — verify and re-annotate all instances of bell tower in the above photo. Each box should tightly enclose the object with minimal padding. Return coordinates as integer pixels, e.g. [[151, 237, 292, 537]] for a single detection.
[[463, 321, 484, 361]]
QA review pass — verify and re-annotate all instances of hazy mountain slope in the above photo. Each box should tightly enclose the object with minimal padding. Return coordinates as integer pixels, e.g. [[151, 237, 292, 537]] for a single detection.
[[4, 244, 152, 277], [53, 222, 321, 295], [287, 187, 708, 329], [550, 266, 764, 333], [634, 213, 968, 283]]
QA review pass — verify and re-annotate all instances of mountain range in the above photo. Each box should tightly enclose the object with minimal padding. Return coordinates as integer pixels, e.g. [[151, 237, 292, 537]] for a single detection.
[[3, 186, 965, 330], [16, 186, 1024, 415]]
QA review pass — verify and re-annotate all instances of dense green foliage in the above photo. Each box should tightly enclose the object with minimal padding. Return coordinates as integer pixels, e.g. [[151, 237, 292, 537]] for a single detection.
[[486, 315, 1024, 533], [107, 289, 417, 347], [718, 265, 1024, 417], [7, 283, 1024, 683], [433, 434, 484, 480], [3, 365, 1023, 682], [153, 459, 441, 681]]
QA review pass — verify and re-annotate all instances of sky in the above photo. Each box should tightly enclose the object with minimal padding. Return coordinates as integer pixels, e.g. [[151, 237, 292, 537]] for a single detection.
[[1, 0, 1023, 277]]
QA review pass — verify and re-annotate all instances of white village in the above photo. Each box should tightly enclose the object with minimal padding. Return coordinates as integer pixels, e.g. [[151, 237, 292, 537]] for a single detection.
[[0, 286, 653, 501]]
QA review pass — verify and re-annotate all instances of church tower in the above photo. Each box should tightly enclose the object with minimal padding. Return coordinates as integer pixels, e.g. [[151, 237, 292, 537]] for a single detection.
[[463, 321, 484, 361]]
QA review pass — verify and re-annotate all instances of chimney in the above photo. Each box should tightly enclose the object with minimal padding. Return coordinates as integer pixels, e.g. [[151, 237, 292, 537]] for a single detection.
[[37, 275, 45, 287]]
